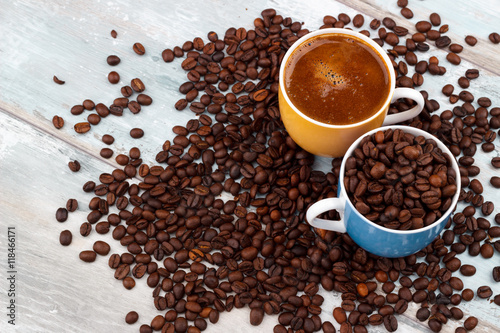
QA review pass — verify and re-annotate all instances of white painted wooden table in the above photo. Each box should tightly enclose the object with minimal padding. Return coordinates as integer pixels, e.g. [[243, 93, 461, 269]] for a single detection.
[[0, 0, 499, 332]]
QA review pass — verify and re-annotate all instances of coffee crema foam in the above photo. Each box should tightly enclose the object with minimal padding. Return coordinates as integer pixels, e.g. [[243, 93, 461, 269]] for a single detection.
[[284, 34, 391, 125]]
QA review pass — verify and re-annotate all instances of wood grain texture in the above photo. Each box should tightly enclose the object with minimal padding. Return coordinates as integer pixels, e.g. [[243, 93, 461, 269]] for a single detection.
[[0, 0, 499, 332]]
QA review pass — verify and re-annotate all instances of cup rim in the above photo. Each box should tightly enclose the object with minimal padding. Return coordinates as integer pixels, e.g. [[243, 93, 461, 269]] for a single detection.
[[278, 28, 396, 129], [338, 125, 462, 235]]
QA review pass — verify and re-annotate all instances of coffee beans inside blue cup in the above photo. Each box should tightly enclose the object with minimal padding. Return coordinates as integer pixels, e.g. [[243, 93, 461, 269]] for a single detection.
[[306, 125, 461, 258]]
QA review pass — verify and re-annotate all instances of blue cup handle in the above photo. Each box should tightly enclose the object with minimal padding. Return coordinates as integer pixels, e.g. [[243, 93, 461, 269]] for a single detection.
[[306, 197, 347, 233]]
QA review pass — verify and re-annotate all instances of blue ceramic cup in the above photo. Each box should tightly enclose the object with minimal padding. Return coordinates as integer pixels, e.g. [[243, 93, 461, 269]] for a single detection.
[[306, 125, 461, 258]]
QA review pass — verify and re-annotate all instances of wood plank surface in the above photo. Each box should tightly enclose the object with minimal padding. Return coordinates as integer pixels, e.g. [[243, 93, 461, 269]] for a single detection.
[[0, 0, 499, 332]]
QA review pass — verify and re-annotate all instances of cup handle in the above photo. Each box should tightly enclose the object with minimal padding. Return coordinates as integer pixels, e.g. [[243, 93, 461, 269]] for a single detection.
[[306, 197, 347, 233], [382, 87, 425, 125]]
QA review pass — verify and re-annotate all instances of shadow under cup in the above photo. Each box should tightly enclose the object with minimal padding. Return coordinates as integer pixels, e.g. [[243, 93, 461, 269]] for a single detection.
[[306, 126, 461, 258]]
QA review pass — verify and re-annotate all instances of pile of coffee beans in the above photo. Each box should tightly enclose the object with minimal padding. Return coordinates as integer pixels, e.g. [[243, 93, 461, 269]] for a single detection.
[[54, 4, 500, 333], [344, 128, 457, 230]]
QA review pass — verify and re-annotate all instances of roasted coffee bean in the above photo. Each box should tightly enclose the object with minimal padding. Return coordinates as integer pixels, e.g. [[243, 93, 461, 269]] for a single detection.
[[56, 207, 68, 222], [477, 286, 493, 298], [428, 319, 442, 332], [401, 8, 413, 19], [322, 321, 336, 333], [397, 0, 408, 7], [82, 99, 95, 110], [52, 115, 64, 129], [416, 307, 430, 321], [446, 52, 461, 65], [139, 324, 152, 333], [93, 240, 111, 255], [469, 179, 483, 194], [353, 14, 364, 28], [95, 103, 110, 117], [162, 49, 175, 62], [74, 122, 91, 134], [442, 84, 454, 96], [465, 35, 477, 46], [492, 157, 500, 168], [122, 276, 135, 289], [490, 176, 500, 188], [430, 13, 441, 26], [339, 322, 352, 333], [107, 55, 121, 66], [460, 264, 476, 276], [59, 230, 72, 246], [449, 43, 463, 53], [68, 160, 81, 172], [369, 19, 381, 30], [53, 75, 65, 85], [458, 77, 469, 88], [435, 36, 451, 48], [383, 315, 397, 332], [137, 94, 152, 105], [108, 71, 120, 84], [66, 198, 78, 212], [79, 250, 97, 263], [71, 105, 84, 115], [461, 288, 474, 302], [133, 42, 145, 55], [333, 307, 347, 324], [130, 128, 144, 139], [415, 21, 432, 33], [80, 222, 91, 237], [493, 267, 500, 282], [100, 148, 113, 159], [131, 78, 145, 92], [489, 32, 500, 44], [87, 114, 101, 125], [464, 316, 478, 330], [250, 308, 264, 326], [125, 311, 139, 324], [482, 202, 494, 216]]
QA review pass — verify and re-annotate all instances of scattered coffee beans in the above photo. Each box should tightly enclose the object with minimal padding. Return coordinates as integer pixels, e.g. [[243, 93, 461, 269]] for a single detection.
[[54, 6, 500, 333]]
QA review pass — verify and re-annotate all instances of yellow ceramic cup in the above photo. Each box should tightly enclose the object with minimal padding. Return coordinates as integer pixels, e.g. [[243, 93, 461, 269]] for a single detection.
[[279, 28, 425, 157]]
